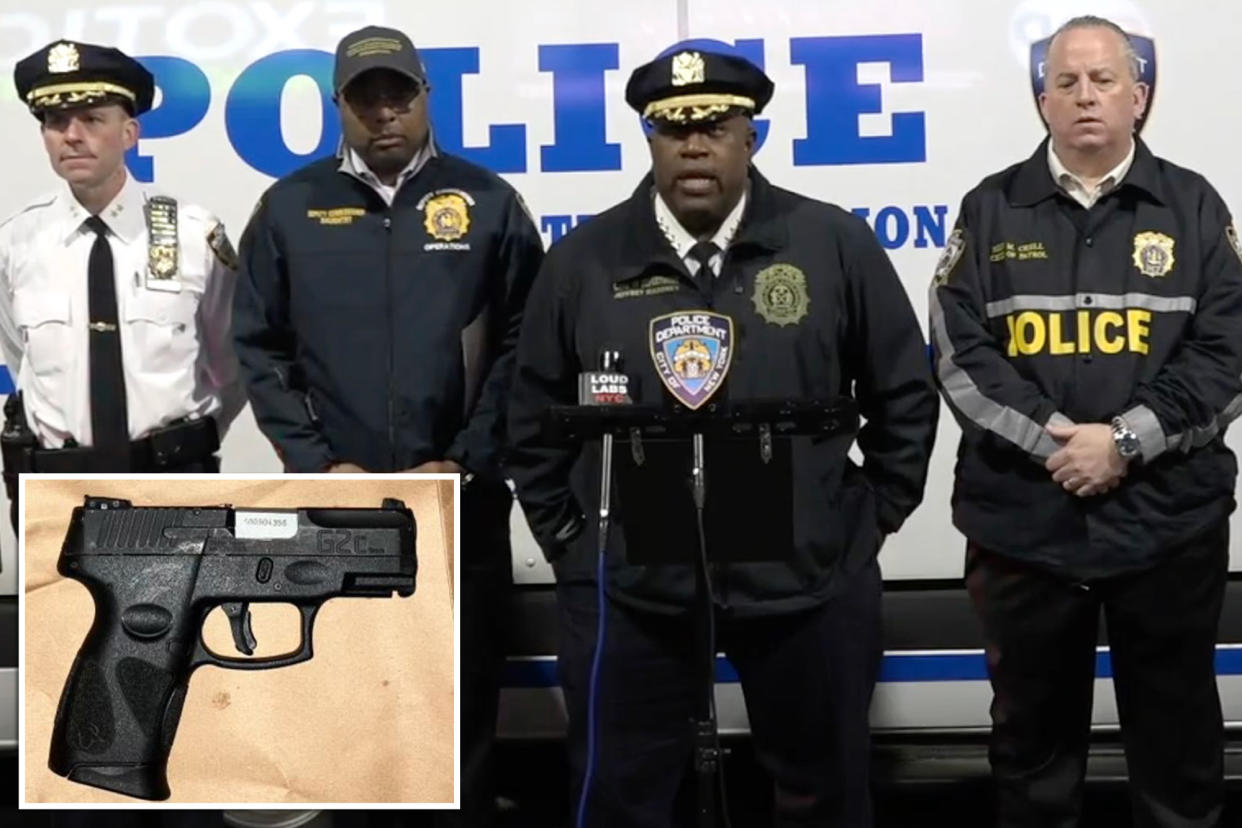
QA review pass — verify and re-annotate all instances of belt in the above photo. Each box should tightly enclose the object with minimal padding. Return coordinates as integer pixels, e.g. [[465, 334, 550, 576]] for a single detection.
[[31, 417, 219, 473]]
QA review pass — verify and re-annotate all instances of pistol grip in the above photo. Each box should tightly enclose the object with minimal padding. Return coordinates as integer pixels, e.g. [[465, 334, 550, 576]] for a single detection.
[[48, 557, 201, 800]]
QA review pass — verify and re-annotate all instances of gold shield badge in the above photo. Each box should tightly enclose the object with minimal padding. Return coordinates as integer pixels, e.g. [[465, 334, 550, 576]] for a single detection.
[[424, 193, 471, 241], [671, 51, 705, 86], [752, 264, 810, 326], [47, 42, 80, 74], [1132, 231, 1175, 277]]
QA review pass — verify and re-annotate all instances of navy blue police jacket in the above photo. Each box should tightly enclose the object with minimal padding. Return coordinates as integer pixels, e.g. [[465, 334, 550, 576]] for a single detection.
[[508, 167, 938, 616], [234, 146, 543, 478]]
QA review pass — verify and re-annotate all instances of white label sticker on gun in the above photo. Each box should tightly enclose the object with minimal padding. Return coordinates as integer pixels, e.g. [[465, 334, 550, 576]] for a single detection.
[[235, 510, 299, 539]]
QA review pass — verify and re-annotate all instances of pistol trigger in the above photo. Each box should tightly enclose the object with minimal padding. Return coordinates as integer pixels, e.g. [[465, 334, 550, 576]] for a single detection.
[[222, 601, 257, 656]]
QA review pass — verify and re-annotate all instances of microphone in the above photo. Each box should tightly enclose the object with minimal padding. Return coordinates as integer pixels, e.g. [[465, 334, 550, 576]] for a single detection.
[[578, 349, 633, 406]]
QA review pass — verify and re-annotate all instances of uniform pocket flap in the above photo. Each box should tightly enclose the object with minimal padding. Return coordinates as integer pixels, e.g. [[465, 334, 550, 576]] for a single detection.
[[124, 291, 196, 326], [13, 291, 71, 327]]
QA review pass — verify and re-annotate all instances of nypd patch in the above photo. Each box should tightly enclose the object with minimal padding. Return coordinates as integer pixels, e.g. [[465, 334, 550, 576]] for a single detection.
[[1228, 223, 1242, 267], [933, 227, 966, 287], [649, 310, 734, 410]]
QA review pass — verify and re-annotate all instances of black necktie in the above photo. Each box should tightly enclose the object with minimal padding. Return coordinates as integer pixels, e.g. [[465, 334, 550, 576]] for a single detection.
[[688, 240, 719, 294], [85, 216, 129, 454]]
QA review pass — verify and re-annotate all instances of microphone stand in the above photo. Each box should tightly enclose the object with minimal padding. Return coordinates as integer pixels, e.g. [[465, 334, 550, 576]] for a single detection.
[[690, 431, 719, 828], [545, 397, 859, 828]]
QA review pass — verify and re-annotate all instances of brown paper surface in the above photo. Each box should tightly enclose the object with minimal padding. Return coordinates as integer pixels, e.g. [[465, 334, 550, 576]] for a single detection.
[[23, 477, 455, 805]]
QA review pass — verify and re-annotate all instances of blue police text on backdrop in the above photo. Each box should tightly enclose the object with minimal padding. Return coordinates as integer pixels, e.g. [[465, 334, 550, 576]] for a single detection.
[[117, 36, 949, 251]]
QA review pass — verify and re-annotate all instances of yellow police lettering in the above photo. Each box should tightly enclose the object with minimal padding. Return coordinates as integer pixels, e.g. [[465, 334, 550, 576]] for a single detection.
[[1002, 308, 1156, 356], [1048, 313, 1074, 355], [1127, 308, 1151, 354], [1012, 311, 1046, 356], [1095, 312, 1124, 354]]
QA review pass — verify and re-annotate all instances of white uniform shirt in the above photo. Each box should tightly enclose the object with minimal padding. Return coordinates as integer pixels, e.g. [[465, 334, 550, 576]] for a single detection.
[[653, 188, 748, 278], [0, 173, 244, 448], [1047, 139, 1136, 209], [343, 141, 435, 204]]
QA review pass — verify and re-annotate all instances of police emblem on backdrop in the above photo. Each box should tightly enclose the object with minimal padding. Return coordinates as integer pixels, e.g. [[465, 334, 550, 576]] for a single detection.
[[752, 263, 809, 326], [47, 42, 79, 73], [671, 51, 705, 86], [144, 195, 180, 291], [933, 227, 966, 286], [421, 190, 472, 241], [649, 310, 734, 410], [1132, 231, 1175, 277], [1030, 31, 1157, 134]]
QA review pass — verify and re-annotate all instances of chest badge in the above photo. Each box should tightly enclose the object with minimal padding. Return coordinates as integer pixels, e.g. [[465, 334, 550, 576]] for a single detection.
[[752, 263, 809, 326], [1132, 231, 1175, 277], [649, 310, 734, 410], [423, 192, 470, 241], [144, 195, 181, 292]]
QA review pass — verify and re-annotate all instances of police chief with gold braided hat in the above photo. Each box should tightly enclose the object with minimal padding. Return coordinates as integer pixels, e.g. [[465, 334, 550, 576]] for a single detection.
[[508, 45, 937, 826], [0, 41, 244, 525]]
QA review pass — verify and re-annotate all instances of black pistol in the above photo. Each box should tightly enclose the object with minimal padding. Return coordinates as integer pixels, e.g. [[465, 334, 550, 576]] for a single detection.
[[47, 496, 417, 800]]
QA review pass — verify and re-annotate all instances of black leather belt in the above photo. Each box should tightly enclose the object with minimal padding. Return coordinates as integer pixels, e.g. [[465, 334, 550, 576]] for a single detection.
[[31, 417, 219, 473]]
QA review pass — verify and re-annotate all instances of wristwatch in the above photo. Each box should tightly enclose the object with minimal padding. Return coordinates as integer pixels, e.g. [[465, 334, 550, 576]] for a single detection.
[[1110, 416, 1141, 461]]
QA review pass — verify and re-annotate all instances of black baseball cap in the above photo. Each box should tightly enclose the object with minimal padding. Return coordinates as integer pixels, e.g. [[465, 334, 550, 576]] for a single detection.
[[333, 26, 426, 94]]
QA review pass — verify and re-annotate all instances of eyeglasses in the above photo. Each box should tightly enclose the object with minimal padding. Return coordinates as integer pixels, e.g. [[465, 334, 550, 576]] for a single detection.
[[342, 83, 423, 112]]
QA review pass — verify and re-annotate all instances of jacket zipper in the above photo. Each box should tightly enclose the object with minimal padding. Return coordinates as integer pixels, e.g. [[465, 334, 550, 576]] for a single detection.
[[383, 211, 396, 468]]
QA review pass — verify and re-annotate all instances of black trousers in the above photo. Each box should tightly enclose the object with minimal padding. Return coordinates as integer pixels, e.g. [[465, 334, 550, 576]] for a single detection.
[[966, 522, 1228, 828], [558, 556, 883, 828], [435, 481, 513, 828]]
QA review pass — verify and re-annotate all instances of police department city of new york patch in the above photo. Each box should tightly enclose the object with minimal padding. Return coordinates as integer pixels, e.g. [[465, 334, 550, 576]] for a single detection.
[[1227, 224, 1242, 267], [649, 310, 734, 410], [422, 192, 471, 241], [752, 263, 810, 326], [933, 227, 965, 287], [1132, 231, 1175, 277], [207, 222, 238, 270]]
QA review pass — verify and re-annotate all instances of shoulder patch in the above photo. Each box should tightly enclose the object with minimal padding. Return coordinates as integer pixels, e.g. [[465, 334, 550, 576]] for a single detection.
[[933, 227, 966, 287], [1227, 222, 1242, 267], [207, 222, 238, 270]]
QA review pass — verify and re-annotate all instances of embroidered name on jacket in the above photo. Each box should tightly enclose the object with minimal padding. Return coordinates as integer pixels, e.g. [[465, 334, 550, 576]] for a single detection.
[[307, 207, 365, 226], [613, 274, 682, 299], [990, 241, 1048, 262]]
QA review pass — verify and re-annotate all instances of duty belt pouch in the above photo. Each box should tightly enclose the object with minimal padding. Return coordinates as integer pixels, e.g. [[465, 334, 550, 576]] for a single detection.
[[2, 394, 37, 502], [146, 417, 219, 468]]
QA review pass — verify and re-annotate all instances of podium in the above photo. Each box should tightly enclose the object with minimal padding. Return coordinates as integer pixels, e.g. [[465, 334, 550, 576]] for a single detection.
[[544, 397, 858, 827]]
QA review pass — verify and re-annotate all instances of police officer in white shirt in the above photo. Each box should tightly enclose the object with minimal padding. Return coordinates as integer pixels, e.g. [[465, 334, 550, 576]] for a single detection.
[[1, 40, 244, 526]]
